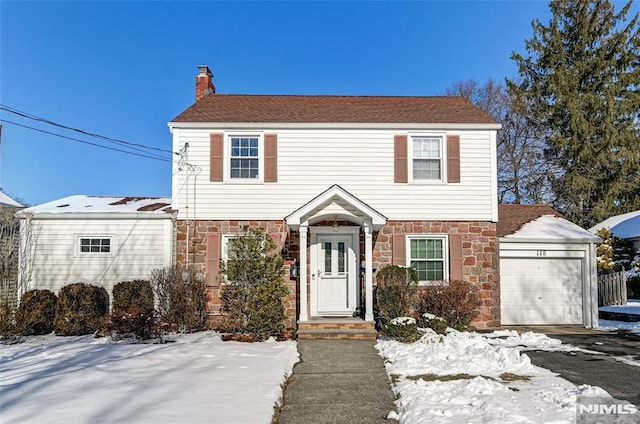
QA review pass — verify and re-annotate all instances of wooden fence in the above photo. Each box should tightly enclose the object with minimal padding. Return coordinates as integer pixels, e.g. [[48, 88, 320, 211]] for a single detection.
[[598, 271, 627, 307]]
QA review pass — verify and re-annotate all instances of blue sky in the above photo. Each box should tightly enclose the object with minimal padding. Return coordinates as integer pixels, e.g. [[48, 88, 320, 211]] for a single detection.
[[2, 0, 621, 206]]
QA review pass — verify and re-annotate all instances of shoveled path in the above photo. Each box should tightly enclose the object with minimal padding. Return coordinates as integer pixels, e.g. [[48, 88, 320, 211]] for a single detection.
[[278, 340, 397, 423]]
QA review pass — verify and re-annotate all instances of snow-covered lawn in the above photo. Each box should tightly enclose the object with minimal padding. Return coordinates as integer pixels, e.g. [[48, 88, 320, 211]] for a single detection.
[[599, 300, 640, 334], [378, 329, 636, 424], [0, 332, 298, 424], [4, 326, 639, 424]]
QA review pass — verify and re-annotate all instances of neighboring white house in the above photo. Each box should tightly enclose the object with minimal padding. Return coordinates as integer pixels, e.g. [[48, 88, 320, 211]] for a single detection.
[[17, 195, 174, 303], [0, 190, 22, 208], [169, 65, 502, 333], [590, 210, 640, 251], [498, 204, 600, 328]]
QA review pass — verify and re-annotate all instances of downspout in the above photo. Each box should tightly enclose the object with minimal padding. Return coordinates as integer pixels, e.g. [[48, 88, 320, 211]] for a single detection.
[[184, 143, 190, 269]]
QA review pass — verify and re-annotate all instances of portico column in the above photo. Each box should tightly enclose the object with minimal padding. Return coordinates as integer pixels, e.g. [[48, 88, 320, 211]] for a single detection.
[[364, 223, 374, 322], [299, 224, 309, 322]]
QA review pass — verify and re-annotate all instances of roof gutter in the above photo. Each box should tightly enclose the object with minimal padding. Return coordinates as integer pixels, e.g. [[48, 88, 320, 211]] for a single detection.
[[17, 212, 175, 220], [168, 122, 502, 132]]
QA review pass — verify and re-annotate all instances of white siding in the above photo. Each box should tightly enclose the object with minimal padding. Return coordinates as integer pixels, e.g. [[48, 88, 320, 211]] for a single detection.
[[26, 217, 173, 300], [172, 127, 498, 221]]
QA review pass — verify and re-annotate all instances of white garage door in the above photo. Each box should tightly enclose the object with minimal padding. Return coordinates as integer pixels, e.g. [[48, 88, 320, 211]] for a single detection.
[[501, 257, 583, 325]]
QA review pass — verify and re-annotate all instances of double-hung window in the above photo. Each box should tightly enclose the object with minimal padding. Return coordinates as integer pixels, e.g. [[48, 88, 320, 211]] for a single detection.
[[230, 136, 259, 180], [411, 136, 443, 181], [407, 235, 448, 282]]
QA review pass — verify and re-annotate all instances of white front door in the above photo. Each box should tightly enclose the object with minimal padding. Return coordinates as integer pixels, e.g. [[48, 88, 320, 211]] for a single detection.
[[316, 235, 355, 315]]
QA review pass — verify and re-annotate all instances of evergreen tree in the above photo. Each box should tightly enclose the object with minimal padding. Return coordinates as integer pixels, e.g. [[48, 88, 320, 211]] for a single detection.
[[509, 0, 640, 227]]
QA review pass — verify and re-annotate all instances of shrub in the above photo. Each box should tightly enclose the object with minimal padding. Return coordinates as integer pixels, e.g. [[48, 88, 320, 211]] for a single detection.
[[54, 283, 108, 336], [418, 313, 448, 335], [112, 280, 154, 315], [108, 280, 156, 340], [15, 289, 57, 336], [416, 280, 480, 331], [0, 301, 15, 339], [220, 226, 288, 341], [628, 275, 640, 299], [375, 265, 418, 322], [152, 266, 206, 333], [107, 306, 156, 340], [383, 317, 421, 343]]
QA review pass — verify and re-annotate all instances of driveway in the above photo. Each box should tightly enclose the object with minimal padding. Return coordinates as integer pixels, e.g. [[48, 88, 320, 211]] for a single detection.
[[522, 330, 640, 406]]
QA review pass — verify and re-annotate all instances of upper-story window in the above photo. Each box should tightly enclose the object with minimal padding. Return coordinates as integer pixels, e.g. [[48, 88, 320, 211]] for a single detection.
[[230, 136, 259, 179], [411, 136, 443, 181]]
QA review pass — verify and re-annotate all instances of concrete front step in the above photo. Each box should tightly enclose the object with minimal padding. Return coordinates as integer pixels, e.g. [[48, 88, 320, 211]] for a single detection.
[[297, 319, 377, 340]]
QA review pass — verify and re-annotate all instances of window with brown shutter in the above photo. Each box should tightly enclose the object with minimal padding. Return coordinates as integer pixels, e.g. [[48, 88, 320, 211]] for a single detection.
[[447, 135, 460, 183], [394, 135, 408, 183], [449, 234, 463, 281], [210, 133, 224, 182], [206, 233, 221, 286], [264, 133, 278, 183], [392, 234, 406, 265]]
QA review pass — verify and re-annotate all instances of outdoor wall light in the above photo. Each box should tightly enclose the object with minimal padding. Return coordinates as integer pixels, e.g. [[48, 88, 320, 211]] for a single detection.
[[289, 260, 299, 279]]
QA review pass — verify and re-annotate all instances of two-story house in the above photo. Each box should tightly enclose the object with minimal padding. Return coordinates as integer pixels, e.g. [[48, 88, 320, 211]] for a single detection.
[[169, 65, 502, 335]]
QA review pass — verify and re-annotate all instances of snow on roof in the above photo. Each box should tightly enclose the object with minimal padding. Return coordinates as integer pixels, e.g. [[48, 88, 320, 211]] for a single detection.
[[504, 214, 600, 241], [589, 210, 640, 240], [21, 195, 173, 215], [0, 191, 22, 208]]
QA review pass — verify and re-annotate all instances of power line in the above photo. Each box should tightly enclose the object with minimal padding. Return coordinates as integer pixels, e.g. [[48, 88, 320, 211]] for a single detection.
[[0, 104, 178, 156], [0, 119, 173, 163]]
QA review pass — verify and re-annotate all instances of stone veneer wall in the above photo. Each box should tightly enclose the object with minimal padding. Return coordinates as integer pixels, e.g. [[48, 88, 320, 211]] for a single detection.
[[372, 221, 500, 328], [176, 219, 500, 330], [176, 220, 298, 330]]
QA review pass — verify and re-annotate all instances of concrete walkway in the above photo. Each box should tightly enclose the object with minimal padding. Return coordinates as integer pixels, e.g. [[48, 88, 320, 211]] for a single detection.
[[278, 340, 397, 423]]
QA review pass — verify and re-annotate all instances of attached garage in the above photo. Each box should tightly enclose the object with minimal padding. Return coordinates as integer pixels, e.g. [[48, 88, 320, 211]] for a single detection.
[[498, 205, 600, 328]]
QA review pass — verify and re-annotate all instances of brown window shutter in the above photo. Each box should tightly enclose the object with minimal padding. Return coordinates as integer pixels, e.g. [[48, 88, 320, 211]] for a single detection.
[[447, 135, 460, 183], [394, 135, 408, 183], [264, 133, 278, 183], [206, 233, 221, 286], [449, 234, 463, 281], [210, 133, 224, 182], [392, 234, 406, 265]]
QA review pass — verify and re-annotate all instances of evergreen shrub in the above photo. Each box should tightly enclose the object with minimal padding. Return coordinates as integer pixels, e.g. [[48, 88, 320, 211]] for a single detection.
[[15, 289, 57, 336], [54, 283, 108, 336]]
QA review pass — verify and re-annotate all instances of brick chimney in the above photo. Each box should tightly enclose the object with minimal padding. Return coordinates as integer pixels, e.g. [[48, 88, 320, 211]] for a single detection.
[[195, 65, 215, 101]]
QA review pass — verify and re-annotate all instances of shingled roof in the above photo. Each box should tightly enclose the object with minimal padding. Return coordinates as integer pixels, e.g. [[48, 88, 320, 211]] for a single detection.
[[171, 94, 498, 124], [497, 204, 564, 237]]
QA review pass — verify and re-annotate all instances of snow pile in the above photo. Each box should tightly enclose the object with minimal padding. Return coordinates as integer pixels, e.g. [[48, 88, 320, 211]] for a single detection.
[[377, 329, 628, 424], [0, 332, 298, 424], [378, 329, 534, 378], [600, 299, 640, 316], [599, 319, 640, 334]]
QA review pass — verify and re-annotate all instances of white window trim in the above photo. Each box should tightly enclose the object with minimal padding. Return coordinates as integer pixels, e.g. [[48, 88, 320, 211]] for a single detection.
[[220, 234, 240, 284], [405, 234, 449, 284], [224, 133, 264, 183], [75, 235, 114, 257], [408, 132, 447, 184]]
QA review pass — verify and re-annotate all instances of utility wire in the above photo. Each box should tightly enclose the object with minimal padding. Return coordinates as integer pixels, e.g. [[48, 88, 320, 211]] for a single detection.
[[0, 119, 173, 163], [0, 104, 178, 156]]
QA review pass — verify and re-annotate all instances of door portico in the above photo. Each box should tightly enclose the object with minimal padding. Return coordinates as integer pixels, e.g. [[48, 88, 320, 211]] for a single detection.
[[285, 185, 387, 323]]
